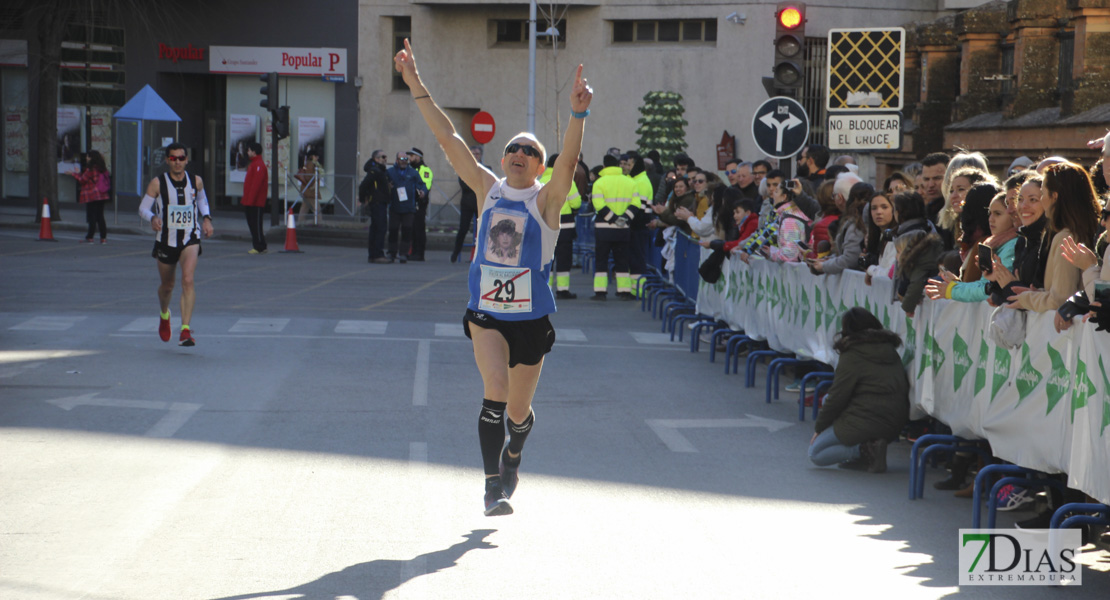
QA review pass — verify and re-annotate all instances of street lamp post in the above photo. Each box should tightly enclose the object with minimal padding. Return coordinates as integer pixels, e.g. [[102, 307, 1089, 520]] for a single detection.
[[527, 0, 560, 134]]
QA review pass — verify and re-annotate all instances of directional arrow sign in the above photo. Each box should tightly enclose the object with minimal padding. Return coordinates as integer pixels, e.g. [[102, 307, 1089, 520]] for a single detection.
[[47, 393, 202, 438], [647, 414, 794, 453], [751, 96, 809, 159]]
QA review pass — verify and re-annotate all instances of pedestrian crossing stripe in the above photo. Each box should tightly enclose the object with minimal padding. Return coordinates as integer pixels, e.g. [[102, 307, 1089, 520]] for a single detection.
[[8, 316, 692, 347], [9, 316, 86, 331]]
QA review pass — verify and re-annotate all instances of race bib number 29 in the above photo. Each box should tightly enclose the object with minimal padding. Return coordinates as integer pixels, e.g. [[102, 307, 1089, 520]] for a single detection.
[[167, 205, 194, 230], [479, 265, 532, 314]]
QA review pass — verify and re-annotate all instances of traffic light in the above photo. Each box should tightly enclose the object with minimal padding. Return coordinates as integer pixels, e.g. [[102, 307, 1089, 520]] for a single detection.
[[259, 72, 278, 112], [773, 3, 806, 94], [274, 106, 290, 140]]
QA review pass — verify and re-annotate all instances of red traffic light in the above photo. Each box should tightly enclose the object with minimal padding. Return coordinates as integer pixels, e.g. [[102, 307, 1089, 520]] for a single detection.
[[778, 6, 803, 29]]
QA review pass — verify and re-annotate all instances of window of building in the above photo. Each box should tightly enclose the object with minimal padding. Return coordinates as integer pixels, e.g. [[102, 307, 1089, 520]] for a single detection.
[[800, 36, 828, 147], [1000, 42, 1014, 102], [492, 19, 566, 47], [392, 16, 411, 92], [59, 23, 126, 107], [611, 19, 717, 44], [1057, 31, 1074, 99]]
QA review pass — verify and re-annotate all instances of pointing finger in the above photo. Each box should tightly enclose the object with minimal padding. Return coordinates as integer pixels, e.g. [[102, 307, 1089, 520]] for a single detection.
[[575, 64, 583, 86]]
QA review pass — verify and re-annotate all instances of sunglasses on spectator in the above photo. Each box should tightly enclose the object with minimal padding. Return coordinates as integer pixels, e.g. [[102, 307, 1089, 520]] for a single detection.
[[753, 171, 767, 176], [725, 169, 739, 176], [693, 178, 707, 184], [504, 143, 542, 158], [167, 155, 187, 162]]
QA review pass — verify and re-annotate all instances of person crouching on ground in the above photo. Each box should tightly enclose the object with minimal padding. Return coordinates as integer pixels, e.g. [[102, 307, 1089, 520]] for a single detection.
[[808, 307, 910, 473]]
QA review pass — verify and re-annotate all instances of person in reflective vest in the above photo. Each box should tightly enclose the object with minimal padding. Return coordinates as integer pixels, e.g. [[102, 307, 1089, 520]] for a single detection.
[[408, 147, 433, 260], [627, 153, 654, 296], [540, 153, 582, 299], [591, 154, 640, 300]]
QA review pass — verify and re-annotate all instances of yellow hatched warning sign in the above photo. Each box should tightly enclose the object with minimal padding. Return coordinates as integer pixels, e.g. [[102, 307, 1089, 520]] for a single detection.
[[827, 27, 905, 112]]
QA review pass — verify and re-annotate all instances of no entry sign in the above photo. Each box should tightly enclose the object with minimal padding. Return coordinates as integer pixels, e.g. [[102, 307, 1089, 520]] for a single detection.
[[471, 111, 496, 144]]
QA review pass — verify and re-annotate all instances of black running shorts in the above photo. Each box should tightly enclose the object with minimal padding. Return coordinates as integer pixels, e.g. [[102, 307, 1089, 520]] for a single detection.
[[463, 309, 555, 367], [152, 240, 202, 265]]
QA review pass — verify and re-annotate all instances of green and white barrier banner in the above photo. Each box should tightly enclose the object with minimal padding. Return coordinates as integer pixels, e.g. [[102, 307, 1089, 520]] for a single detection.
[[695, 252, 1110, 503]]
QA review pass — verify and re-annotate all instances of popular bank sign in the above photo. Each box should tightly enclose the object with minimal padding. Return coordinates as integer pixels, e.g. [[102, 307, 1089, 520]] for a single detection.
[[209, 46, 347, 82]]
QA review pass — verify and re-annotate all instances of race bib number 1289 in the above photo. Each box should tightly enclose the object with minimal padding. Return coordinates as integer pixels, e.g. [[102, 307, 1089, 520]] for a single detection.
[[479, 265, 532, 313], [167, 204, 194, 230]]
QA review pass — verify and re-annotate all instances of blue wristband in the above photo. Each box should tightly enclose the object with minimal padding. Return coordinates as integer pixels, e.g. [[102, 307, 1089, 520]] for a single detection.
[[571, 109, 590, 119]]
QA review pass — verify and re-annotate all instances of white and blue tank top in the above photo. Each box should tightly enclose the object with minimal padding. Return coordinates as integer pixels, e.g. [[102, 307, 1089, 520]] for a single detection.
[[467, 179, 559, 321]]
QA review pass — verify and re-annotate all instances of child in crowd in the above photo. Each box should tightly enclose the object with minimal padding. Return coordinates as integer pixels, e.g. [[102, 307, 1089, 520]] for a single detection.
[[926, 192, 1019, 303]]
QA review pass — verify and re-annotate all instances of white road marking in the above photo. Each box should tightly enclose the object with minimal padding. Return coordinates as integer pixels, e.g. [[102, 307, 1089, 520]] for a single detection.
[[630, 332, 675, 345], [434, 322, 464, 337], [10, 316, 86, 331], [646, 415, 794, 452], [229, 318, 290, 333], [120, 317, 160, 332], [413, 340, 430, 406], [555, 328, 586, 342], [335, 320, 388, 334], [409, 442, 428, 464], [47, 392, 202, 438]]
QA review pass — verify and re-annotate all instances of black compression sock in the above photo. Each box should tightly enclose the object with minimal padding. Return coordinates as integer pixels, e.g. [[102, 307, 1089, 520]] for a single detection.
[[478, 399, 507, 476], [505, 409, 535, 461]]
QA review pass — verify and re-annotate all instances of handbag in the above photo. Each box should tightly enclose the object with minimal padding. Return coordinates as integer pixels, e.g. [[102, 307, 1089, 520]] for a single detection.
[[698, 248, 727, 284], [988, 305, 1026, 350]]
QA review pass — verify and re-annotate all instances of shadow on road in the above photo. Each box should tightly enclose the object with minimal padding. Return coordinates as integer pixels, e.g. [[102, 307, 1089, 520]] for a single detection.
[[206, 529, 496, 600]]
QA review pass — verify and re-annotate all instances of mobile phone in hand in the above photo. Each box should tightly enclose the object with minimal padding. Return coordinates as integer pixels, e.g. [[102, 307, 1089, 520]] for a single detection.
[[977, 244, 993, 274], [1096, 281, 1110, 303], [796, 240, 810, 251]]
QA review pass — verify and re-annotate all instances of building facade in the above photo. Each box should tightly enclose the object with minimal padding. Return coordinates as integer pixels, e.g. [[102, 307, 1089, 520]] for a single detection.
[[8, 1, 1051, 215], [1, 1, 359, 212]]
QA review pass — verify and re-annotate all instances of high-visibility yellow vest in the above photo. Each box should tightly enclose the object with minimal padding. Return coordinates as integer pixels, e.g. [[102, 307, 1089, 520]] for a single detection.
[[417, 164, 433, 191], [591, 166, 639, 229], [539, 169, 582, 228]]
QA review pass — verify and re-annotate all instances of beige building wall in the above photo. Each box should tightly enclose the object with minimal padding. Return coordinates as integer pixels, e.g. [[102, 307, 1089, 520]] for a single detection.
[[359, 1, 969, 211]]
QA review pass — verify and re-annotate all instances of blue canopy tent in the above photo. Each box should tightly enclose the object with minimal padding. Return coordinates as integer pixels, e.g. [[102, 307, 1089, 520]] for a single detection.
[[112, 85, 181, 222]]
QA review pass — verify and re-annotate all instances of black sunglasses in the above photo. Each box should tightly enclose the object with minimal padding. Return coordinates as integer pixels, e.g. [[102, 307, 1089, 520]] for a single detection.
[[504, 143, 541, 159]]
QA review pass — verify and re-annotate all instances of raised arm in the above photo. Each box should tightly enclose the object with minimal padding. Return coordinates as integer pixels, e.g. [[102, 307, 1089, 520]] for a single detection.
[[540, 64, 593, 226], [394, 39, 495, 198]]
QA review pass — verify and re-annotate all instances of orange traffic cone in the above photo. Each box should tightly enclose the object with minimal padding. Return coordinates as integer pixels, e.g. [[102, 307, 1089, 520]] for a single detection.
[[280, 208, 302, 253], [37, 197, 56, 241]]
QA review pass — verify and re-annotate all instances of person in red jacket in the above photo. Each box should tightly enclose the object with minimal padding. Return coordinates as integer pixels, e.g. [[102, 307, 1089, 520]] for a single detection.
[[701, 197, 760, 253], [241, 142, 268, 254]]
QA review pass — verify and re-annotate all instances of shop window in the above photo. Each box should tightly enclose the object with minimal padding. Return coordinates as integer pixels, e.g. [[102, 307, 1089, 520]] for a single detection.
[[392, 16, 411, 92], [612, 19, 717, 44]]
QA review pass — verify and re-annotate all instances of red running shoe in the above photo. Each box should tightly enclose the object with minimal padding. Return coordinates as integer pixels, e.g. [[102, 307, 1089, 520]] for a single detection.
[[159, 313, 171, 342], [179, 328, 195, 347]]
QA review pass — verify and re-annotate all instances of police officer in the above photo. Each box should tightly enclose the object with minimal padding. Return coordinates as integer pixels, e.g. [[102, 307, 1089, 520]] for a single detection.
[[407, 147, 433, 261]]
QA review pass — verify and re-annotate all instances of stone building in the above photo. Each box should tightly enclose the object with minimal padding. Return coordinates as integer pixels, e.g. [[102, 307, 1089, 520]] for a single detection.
[[876, 0, 1110, 181]]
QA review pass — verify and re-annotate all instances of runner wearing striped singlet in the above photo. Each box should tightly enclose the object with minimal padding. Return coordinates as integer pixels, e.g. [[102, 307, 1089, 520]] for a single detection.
[[138, 143, 214, 347], [394, 38, 593, 516]]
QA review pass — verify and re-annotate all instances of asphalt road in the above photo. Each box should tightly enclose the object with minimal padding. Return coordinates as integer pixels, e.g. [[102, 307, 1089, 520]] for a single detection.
[[1, 228, 1106, 599]]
